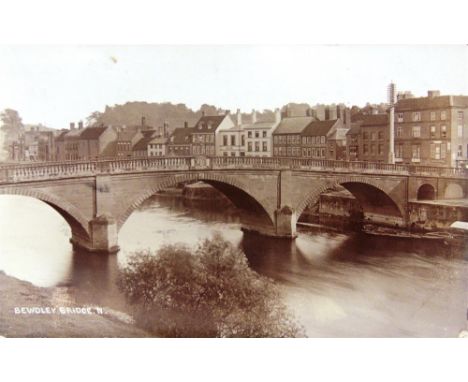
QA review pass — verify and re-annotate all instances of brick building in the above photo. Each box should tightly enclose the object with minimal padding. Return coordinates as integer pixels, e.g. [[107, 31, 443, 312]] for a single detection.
[[167, 125, 193, 156], [394, 91, 468, 167], [193, 112, 234, 156], [347, 114, 389, 162]]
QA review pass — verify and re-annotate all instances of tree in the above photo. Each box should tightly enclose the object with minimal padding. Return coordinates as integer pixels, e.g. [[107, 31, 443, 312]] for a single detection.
[[0, 108, 23, 130], [117, 234, 305, 338]]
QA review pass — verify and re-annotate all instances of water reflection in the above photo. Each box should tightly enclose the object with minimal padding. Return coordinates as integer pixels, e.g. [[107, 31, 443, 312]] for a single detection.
[[0, 194, 467, 337]]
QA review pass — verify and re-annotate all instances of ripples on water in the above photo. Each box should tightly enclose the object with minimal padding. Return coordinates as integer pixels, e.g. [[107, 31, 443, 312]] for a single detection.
[[0, 195, 467, 337]]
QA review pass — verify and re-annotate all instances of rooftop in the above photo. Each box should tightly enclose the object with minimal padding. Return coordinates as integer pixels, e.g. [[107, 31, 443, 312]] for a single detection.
[[396, 95, 468, 111], [193, 115, 228, 132], [302, 119, 339, 137], [273, 116, 315, 135], [169, 127, 194, 145], [80, 126, 108, 140]]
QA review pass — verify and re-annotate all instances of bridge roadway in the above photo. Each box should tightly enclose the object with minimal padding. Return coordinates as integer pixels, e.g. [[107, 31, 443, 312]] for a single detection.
[[0, 156, 466, 253]]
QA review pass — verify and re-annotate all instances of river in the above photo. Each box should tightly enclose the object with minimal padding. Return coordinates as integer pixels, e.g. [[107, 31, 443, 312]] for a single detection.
[[0, 194, 467, 337]]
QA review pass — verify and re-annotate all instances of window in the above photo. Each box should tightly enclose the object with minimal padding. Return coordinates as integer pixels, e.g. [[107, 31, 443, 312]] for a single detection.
[[230, 135, 236, 146], [241, 135, 245, 146], [371, 132, 377, 141], [223, 135, 228, 146], [287, 146, 291, 156], [412, 126, 421, 138], [247, 142, 252, 152], [430, 125, 436, 138], [262, 131, 267, 138], [435, 144, 441, 159], [441, 111, 447, 120], [412, 145, 420, 159], [255, 142, 260, 152], [262, 141, 267, 152], [378, 131, 383, 140], [321, 136, 326, 144], [273, 136, 278, 144], [273, 147, 278, 156], [363, 131, 369, 140], [441, 125, 447, 138], [441, 143, 446, 159], [378, 144, 384, 155], [302, 137, 307, 145], [395, 144, 403, 159], [413, 112, 421, 122], [255, 131, 259, 138], [248, 131, 252, 138], [396, 126, 403, 137], [457, 145, 463, 157], [363, 144, 368, 154], [458, 125, 463, 138], [430, 111, 436, 121], [397, 113, 404, 122]]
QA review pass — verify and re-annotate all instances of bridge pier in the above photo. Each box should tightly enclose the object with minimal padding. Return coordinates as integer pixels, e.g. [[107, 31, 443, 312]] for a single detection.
[[70, 215, 120, 254], [274, 207, 297, 238]]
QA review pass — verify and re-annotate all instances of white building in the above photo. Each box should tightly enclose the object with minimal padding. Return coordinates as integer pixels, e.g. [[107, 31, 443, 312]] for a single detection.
[[244, 109, 281, 157], [147, 136, 168, 157]]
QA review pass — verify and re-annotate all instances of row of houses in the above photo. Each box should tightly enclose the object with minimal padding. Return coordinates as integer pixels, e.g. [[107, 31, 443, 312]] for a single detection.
[[7, 89, 468, 168]]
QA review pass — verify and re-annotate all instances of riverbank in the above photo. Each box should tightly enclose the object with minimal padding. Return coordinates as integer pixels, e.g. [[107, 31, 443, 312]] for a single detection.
[[0, 271, 148, 338]]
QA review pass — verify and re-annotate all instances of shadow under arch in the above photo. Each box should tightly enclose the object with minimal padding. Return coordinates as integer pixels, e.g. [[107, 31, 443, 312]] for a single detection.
[[117, 176, 275, 234], [0, 189, 91, 243], [296, 180, 404, 225], [417, 184, 436, 200]]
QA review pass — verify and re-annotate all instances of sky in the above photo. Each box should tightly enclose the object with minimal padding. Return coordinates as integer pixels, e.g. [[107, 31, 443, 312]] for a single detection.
[[1, 45, 467, 129]]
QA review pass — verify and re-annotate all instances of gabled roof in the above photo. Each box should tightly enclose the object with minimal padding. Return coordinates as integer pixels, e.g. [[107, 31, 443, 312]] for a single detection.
[[193, 115, 226, 132], [117, 129, 141, 141], [355, 114, 388, 127], [346, 123, 362, 135], [396, 95, 468, 111], [302, 119, 338, 137], [80, 126, 107, 140], [169, 127, 194, 145], [55, 130, 69, 142], [272, 116, 315, 135], [148, 136, 168, 144], [132, 131, 157, 151], [241, 121, 278, 130]]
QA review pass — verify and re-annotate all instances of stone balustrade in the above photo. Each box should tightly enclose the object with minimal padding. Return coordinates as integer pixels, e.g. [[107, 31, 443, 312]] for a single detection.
[[0, 156, 466, 183]]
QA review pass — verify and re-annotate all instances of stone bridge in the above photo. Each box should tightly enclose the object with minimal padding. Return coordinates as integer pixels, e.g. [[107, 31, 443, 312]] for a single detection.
[[0, 156, 466, 253]]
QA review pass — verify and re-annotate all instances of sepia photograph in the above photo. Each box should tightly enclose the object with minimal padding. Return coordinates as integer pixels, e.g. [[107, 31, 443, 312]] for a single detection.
[[0, 44, 467, 341]]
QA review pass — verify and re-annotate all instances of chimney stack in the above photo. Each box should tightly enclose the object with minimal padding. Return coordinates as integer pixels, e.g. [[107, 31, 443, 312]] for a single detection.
[[387, 82, 396, 164], [78, 121, 83, 130], [236, 109, 242, 126], [163, 121, 168, 137], [184, 121, 188, 129], [141, 116, 146, 127], [70, 122, 75, 130], [251, 109, 257, 124], [274, 108, 281, 124], [427, 90, 440, 98], [225, 110, 231, 116], [202, 111, 206, 117]]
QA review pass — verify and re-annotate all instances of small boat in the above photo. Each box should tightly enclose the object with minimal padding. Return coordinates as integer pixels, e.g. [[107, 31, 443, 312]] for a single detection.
[[362, 224, 452, 242], [447, 221, 468, 250]]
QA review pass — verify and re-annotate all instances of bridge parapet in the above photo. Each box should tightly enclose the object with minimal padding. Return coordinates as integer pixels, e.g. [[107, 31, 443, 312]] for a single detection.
[[0, 156, 466, 183]]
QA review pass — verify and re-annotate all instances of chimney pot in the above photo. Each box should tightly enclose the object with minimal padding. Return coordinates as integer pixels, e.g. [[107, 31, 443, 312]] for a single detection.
[[275, 108, 281, 124], [70, 122, 75, 130], [78, 121, 83, 129], [251, 109, 257, 124], [236, 109, 242, 126]]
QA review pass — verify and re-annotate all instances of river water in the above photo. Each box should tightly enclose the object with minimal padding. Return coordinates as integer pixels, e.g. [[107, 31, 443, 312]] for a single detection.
[[0, 194, 467, 337]]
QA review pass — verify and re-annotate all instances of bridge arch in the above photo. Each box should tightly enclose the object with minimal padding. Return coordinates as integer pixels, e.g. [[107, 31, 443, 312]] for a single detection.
[[0, 188, 91, 242], [417, 184, 436, 200], [117, 172, 276, 233], [444, 183, 464, 199], [295, 176, 405, 224]]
